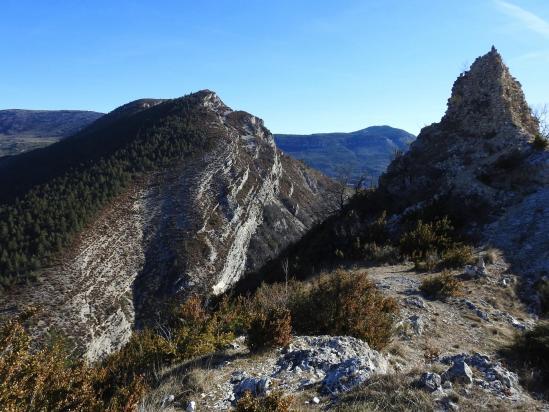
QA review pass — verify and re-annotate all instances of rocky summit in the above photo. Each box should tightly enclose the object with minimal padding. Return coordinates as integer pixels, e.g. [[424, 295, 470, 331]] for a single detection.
[[380, 47, 548, 288], [1, 91, 337, 360]]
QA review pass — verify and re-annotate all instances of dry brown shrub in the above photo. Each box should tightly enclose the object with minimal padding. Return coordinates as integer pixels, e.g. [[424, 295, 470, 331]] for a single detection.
[[247, 308, 292, 352], [290, 270, 398, 350], [420, 272, 461, 300], [0, 318, 145, 412], [235, 391, 293, 412]]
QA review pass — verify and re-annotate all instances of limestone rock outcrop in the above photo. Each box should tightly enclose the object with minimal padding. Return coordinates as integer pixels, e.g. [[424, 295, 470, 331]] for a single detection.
[[379, 47, 548, 286]]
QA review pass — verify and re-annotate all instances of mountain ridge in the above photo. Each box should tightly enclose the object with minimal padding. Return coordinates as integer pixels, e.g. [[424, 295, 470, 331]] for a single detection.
[[274, 126, 415, 184], [0, 90, 338, 360]]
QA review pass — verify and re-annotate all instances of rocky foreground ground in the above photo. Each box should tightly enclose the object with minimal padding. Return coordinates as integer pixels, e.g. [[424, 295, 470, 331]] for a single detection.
[[141, 248, 546, 411]]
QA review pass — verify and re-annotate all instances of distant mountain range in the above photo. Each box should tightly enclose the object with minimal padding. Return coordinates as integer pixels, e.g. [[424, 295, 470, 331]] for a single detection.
[[0, 109, 103, 156], [0, 109, 415, 186], [274, 126, 415, 184]]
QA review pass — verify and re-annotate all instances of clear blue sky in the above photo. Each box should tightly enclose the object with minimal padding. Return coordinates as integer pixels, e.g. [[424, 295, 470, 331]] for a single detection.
[[1, 0, 548, 135]]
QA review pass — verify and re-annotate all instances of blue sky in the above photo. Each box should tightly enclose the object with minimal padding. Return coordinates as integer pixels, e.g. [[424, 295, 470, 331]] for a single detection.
[[1, 0, 548, 135]]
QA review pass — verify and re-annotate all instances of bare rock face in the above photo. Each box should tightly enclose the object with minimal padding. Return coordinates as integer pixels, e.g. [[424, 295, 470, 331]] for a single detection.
[[381, 48, 544, 210], [379, 47, 548, 284], [441, 46, 538, 138], [3, 91, 337, 360]]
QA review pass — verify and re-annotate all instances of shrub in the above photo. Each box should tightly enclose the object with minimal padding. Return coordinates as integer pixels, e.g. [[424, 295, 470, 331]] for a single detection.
[[362, 242, 400, 264], [101, 329, 176, 390], [533, 134, 548, 150], [400, 217, 476, 271], [247, 308, 292, 352], [419, 272, 461, 300], [0, 318, 145, 411], [366, 210, 390, 244], [441, 244, 475, 268], [103, 295, 240, 391], [413, 250, 439, 272], [289, 270, 398, 349], [169, 295, 236, 359], [243, 271, 398, 350], [399, 217, 454, 262], [235, 391, 293, 412], [501, 322, 549, 399]]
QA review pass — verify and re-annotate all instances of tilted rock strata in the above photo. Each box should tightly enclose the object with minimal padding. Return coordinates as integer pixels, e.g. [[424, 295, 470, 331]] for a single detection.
[[3, 91, 337, 360]]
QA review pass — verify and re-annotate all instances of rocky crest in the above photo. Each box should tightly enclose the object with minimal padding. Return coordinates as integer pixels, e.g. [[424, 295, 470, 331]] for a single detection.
[[441, 46, 538, 138], [380, 48, 548, 287], [3, 91, 337, 360]]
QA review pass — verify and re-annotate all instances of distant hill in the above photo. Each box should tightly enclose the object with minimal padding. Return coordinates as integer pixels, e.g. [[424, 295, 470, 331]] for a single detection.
[[0, 109, 103, 156], [274, 126, 415, 185]]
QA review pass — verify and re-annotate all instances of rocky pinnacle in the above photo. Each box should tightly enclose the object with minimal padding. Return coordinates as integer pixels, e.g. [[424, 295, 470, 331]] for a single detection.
[[441, 46, 539, 138]]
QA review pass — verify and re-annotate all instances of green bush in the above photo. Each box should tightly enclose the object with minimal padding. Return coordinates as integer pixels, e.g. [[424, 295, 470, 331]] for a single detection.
[[441, 244, 475, 268], [419, 272, 461, 300], [400, 217, 475, 271], [399, 217, 454, 262]]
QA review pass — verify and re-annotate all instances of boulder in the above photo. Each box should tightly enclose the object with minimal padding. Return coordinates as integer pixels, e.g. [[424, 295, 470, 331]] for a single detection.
[[442, 360, 473, 385], [441, 353, 520, 396], [408, 315, 425, 335], [186, 400, 196, 412], [418, 372, 442, 392], [277, 336, 389, 394], [233, 377, 271, 399]]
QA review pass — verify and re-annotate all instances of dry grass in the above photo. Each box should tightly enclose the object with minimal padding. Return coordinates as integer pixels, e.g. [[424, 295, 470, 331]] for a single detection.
[[501, 322, 549, 400], [139, 367, 214, 411], [483, 248, 498, 264], [336, 372, 434, 412]]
